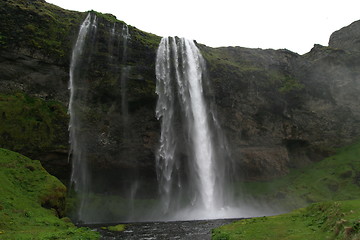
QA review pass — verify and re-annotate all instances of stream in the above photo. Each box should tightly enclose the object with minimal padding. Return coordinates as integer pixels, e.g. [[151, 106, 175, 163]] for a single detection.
[[89, 218, 240, 240]]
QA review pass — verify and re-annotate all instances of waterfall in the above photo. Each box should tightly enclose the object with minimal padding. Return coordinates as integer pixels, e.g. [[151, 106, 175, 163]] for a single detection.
[[120, 66, 130, 134], [120, 24, 130, 134], [155, 37, 177, 213], [108, 23, 116, 61], [110, 23, 116, 37], [121, 24, 129, 62], [69, 14, 240, 222], [155, 37, 234, 219], [68, 12, 98, 222], [69, 13, 140, 223]]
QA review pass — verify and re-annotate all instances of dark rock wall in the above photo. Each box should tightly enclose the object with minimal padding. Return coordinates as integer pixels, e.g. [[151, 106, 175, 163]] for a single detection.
[[0, 0, 161, 185], [329, 20, 360, 52], [200, 43, 360, 180], [1, 0, 360, 184]]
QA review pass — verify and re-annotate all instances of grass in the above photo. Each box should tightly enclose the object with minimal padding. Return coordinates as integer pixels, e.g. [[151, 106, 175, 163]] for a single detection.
[[213, 141, 360, 239], [0, 148, 99, 239], [129, 26, 161, 50], [212, 200, 360, 240], [237, 141, 360, 210]]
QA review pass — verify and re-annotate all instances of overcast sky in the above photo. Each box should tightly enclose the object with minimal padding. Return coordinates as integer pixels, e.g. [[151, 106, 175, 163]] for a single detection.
[[46, 0, 359, 54]]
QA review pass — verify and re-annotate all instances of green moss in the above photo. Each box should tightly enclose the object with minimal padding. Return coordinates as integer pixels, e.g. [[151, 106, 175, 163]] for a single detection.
[[91, 10, 122, 23], [0, 0, 84, 62], [130, 26, 161, 50], [0, 148, 99, 239], [0, 93, 68, 157], [0, 34, 5, 45], [200, 46, 263, 74], [238, 140, 360, 211], [212, 200, 360, 240], [278, 75, 304, 93], [102, 224, 126, 232]]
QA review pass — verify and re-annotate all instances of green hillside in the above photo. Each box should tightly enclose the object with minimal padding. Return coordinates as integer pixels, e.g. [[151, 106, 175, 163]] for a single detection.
[[0, 148, 98, 239], [213, 141, 360, 239]]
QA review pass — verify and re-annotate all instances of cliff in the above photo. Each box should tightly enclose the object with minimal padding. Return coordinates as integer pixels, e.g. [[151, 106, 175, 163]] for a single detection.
[[200, 44, 360, 180], [1, 0, 360, 189], [0, 0, 161, 187]]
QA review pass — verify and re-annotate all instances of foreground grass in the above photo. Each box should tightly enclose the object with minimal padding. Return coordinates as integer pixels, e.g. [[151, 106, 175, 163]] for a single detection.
[[212, 200, 360, 240], [238, 141, 360, 210], [0, 148, 99, 239], [213, 142, 360, 239]]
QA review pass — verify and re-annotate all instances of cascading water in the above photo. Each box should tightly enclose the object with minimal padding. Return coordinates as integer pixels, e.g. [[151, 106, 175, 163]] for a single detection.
[[121, 24, 129, 62], [69, 13, 142, 223], [108, 23, 116, 60], [68, 12, 98, 221], [69, 14, 253, 223], [120, 24, 130, 135], [155, 37, 235, 220]]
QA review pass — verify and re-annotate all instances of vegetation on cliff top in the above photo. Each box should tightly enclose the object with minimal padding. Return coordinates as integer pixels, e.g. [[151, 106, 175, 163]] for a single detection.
[[0, 148, 99, 239], [0, 0, 161, 65], [0, 0, 84, 63], [200, 45, 304, 96]]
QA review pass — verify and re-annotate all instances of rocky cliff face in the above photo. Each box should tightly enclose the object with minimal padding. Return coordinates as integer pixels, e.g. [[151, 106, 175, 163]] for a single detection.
[[1, 0, 360, 187], [0, 0, 161, 186], [329, 20, 360, 52], [200, 44, 360, 180]]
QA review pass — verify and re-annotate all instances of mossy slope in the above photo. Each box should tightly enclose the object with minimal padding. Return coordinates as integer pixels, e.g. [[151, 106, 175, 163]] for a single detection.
[[213, 142, 360, 240], [212, 200, 360, 240], [0, 93, 68, 158], [0, 0, 84, 63], [0, 148, 98, 239], [238, 141, 360, 210]]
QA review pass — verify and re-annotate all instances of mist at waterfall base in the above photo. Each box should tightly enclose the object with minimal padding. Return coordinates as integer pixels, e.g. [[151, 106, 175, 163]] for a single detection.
[[68, 14, 279, 224]]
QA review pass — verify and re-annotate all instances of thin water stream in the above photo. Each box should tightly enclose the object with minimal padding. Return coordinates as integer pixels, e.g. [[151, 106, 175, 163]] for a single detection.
[[89, 218, 240, 240]]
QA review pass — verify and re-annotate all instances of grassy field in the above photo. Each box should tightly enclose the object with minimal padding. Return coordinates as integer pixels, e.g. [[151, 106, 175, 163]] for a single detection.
[[213, 141, 360, 239], [213, 200, 360, 240], [0, 148, 99, 239]]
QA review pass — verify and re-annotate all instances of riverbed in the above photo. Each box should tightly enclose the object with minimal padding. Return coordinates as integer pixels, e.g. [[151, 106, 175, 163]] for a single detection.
[[90, 218, 240, 240]]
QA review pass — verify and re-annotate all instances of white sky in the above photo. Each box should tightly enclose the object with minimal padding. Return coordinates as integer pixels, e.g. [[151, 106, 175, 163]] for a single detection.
[[46, 0, 360, 54]]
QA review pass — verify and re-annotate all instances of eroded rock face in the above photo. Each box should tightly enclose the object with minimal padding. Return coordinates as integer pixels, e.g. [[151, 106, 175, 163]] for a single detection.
[[0, 0, 360, 185], [329, 20, 360, 52], [0, 50, 69, 102], [199, 42, 360, 180]]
